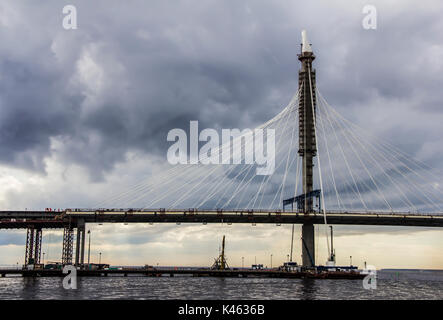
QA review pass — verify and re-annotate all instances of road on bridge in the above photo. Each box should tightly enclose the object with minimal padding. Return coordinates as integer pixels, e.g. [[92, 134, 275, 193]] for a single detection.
[[1, 209, 443, 228]]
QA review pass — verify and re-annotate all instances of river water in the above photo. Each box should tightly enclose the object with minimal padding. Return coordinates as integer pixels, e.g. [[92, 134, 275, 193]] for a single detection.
[[1, 274, 442, 300]]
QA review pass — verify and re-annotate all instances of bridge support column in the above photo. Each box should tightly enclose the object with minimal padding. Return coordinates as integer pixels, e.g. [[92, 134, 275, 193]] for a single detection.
[[24, 227, 42, 266], [298, 31, 317, 268], [302, 223, 315, 267], [75, 220, 85, 268], [62, 227, 74, 265], [80, 224, 86, 266]]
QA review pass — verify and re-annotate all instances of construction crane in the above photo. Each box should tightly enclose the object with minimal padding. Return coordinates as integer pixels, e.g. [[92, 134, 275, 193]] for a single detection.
[[211, 235, 229, 270]]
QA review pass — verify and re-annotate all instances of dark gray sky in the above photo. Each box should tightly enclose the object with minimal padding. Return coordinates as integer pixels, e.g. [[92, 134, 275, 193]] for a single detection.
[[1, 0, 441, 181], [1, 0, 443, 268]]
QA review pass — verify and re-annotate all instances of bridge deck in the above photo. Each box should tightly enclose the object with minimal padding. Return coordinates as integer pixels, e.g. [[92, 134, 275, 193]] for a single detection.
[[0, 209, 443, 228]]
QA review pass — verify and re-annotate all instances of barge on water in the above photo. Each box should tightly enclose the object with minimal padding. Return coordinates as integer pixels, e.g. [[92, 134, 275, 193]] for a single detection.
[[0, 266, 365, 279]]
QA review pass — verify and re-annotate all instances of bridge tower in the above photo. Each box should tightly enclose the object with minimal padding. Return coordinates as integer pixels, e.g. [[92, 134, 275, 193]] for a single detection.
[[298, 30, 317, 268]]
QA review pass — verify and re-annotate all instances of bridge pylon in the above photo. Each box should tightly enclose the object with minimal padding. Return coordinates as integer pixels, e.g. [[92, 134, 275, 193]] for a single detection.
[[298, 30, 317, 268]]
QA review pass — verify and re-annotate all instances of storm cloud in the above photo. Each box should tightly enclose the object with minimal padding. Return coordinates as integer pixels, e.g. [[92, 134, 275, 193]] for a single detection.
[[1, 1, 442, 181], [1, 1, 443, 268]]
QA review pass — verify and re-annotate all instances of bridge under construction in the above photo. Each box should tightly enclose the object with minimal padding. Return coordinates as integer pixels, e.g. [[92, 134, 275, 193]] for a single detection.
[[1, 30, 443, 272], [1, 209, 442, 269]]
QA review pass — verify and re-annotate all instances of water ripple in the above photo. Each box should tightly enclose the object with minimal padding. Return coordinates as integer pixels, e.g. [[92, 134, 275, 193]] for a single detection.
[[1, 276, 442, 300]]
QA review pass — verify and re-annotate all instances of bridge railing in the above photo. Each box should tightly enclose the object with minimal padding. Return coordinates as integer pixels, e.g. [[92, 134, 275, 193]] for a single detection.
[[62, 208, 443, 218]]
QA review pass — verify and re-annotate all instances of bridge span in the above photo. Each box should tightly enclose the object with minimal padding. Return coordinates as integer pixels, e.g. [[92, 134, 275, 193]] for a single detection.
[[1, 209, 443, 228], [2, 209, 442, 268]]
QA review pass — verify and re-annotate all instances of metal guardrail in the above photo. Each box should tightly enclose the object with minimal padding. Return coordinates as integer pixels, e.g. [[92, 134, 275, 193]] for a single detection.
[[1, 208, 442, 217], [62, 208, 443, 218]]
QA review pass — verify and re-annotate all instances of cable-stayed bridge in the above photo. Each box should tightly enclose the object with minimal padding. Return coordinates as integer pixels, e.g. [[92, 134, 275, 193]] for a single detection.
[[1, 31, 443, 269]]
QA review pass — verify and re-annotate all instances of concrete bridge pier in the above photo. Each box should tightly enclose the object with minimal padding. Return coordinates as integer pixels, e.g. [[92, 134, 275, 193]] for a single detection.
[[302, 223, 315, 267], [74, 219, 86, 268]]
